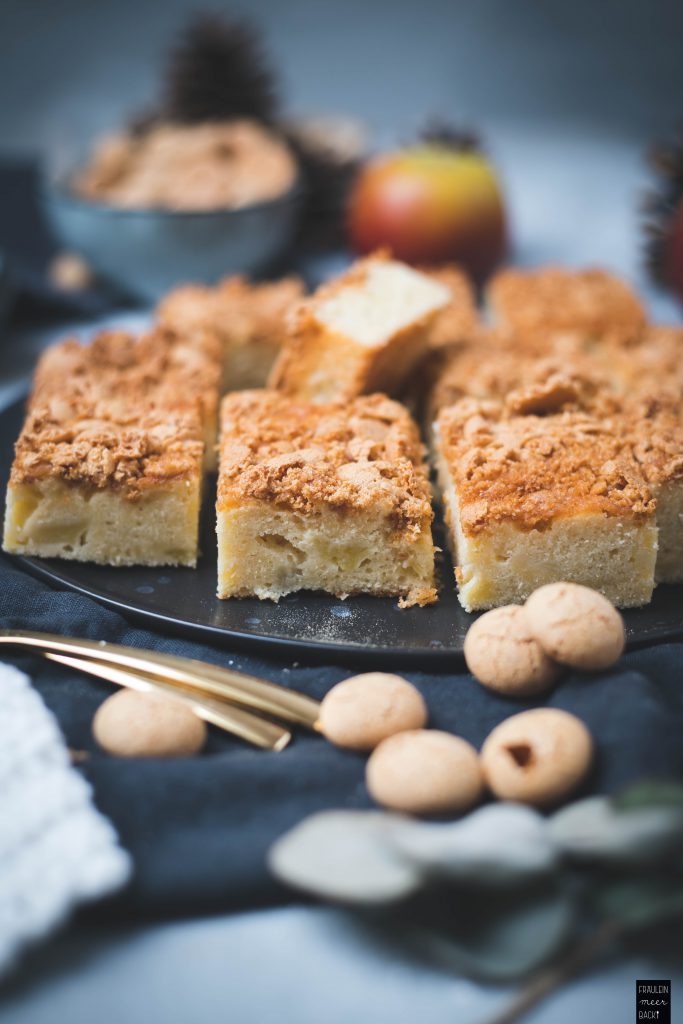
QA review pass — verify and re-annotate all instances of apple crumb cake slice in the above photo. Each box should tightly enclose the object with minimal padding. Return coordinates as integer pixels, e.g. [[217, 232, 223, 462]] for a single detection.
[[614, 391, 683, 584], [487, 266, 646, 349], [268, 253, 451, 403], [3, 327, 219, 567], [216, 390, 437, 606], [158, 274, 305, 389], [3, 399, 204, 567], [433, 396, 658, 611]]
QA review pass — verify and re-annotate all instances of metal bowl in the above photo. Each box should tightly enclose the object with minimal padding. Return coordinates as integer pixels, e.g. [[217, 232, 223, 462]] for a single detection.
[[42, 176, 302, 303]]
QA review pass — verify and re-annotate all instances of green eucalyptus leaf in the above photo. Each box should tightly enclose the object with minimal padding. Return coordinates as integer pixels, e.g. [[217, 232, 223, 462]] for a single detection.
[[596, 877, 683, 930], [389, 804, 560, 885], [550, 796, 683, 865], [613, 780, 683, 812], [408, 883, 575, 981], [268, 811, 421, 904]]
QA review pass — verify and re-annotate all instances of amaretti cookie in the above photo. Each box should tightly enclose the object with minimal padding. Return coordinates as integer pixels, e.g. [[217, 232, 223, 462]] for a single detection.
[[268, 253, 451, 403], [432, 397, 657, 610], [487, 266, 646, 349], [158, 274, 305, 389], [216, 390, 437, 606]]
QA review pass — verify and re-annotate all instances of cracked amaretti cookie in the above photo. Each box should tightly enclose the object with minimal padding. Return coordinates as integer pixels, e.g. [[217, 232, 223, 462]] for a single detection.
[[268, 253, 451, 403], [216, 390, 437, 605], [432, 396, 657, 610], [487, 266, 646, 349], [157, 274, 305, 389], [2, 328, 219, 566]]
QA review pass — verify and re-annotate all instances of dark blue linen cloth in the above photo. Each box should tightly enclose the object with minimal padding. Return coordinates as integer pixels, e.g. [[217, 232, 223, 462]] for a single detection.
[[1, 554, 682, 919]]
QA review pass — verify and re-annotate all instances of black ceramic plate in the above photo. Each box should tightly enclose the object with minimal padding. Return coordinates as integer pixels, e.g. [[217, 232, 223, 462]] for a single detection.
[[2, 397, 683, 665]]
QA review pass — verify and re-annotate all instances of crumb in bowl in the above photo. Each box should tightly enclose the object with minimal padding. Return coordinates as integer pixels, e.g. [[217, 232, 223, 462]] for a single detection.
[[71, 119, 298, 211]]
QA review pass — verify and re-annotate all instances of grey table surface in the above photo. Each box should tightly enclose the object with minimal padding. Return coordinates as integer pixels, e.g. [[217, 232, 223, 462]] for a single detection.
[[1, 128, 682, 1024]]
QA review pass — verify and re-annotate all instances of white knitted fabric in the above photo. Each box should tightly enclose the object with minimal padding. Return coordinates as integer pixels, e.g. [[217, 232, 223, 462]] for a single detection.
[[0, 662, 131, 975]]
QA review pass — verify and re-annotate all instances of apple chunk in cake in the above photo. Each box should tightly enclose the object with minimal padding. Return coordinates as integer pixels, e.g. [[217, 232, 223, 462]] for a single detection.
[[157, 274, 305, 389], [433, 398, 657, 611], [3, 400, 204, 566], [216, 391, 437, 605], [268, 254, 451, 403]]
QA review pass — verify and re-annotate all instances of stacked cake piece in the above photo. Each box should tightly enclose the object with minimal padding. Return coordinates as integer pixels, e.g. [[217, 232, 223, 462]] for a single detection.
[[158, 275, 304, 389]]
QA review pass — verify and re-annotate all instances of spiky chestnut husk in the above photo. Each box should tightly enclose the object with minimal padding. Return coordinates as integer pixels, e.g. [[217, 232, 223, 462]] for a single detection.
[[644, 131, 683, 298], [162, 13, 279, 125]]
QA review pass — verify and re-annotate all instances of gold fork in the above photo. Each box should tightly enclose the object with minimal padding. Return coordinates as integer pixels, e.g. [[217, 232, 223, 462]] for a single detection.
[[0, 630, 320, 727], [0, 629, 322, 751], [45, 651, 292, 751]]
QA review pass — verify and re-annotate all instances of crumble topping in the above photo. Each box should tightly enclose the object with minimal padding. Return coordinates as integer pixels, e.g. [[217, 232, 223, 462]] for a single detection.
[[218, 391, 433, 536], [488, 266, 646, 346], [613, 391, 683, 486], [158, 275, 304, 347], [11, 399, 204, 498], [12, 328, 215, 497], [31, 327, 221, 412], [437, 398, 655, 534], [428, 334, 614, 419], [611, 326, 683, 394], [423, 265, 479, 348]]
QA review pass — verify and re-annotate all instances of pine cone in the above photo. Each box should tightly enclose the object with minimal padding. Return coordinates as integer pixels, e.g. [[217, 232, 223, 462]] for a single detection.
[[162, 13, 278, 125]]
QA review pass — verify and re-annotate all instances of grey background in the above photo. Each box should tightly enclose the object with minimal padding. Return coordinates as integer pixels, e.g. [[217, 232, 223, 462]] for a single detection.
[[1, 0, 683, 155]]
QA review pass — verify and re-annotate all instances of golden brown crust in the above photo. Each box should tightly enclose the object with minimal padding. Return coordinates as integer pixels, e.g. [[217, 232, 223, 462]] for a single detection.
[[218, 390, 433, 538], [157, 275, 304, 349], [423, 264, 479, 348], [11, 399, 204, 498], [31, 327, 221, 413], [427, 331, 616, 421], [269, 254, 448, 401], [13, 328, 216, 498], [437, 398, 655, 535], [610, 391, 683, 487], [488, 266, 646, 347], [610, 325, 683, 395]]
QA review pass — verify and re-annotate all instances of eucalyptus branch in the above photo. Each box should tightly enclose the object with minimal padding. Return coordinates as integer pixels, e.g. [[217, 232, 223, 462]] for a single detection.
[[480, 919, 622, 1024]]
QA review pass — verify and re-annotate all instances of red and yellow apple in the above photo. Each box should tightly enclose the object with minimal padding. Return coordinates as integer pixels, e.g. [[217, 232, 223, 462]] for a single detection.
[[347, 140, 507, 282]]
